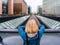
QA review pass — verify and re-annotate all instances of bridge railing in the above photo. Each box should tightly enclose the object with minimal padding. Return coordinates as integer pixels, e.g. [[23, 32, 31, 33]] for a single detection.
[[0, 16, 30, 29], [0, 29, 60, 33], [0, 14, 29, 23], [37, 15, 60, 29]]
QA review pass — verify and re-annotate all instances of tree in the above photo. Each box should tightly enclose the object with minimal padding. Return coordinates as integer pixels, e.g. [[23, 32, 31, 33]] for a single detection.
[[28, 6, 31, 14], [2, 1, 7, 14], [37, 6, 42, 15]]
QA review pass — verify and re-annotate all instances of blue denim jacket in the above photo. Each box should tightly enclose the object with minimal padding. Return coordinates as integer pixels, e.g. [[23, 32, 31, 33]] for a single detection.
[[18, 25, 45, 45]]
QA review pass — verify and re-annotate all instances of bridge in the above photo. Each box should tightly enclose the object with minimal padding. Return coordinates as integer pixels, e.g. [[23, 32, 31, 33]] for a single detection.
[[0, 15, 60, 45]]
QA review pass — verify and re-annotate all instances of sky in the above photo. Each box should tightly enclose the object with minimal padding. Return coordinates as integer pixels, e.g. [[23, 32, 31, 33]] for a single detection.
[[25, 0, 43, 13]]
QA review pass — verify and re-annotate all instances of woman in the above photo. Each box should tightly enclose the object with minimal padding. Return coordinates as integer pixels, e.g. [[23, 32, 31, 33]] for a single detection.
[[18, 19, 45, 45]]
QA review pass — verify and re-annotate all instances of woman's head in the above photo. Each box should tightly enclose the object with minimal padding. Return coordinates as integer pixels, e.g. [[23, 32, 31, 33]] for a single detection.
[[25, 19, 39, 33]]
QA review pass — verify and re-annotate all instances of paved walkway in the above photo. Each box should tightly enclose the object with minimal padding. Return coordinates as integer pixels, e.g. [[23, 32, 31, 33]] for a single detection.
[[28, 15, 40, 25], [0, 33, 60, 45]]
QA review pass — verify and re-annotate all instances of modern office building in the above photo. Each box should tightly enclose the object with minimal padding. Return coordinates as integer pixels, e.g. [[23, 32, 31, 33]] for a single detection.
[[43, 0, 60, 16], [0, 0, 28, 15]]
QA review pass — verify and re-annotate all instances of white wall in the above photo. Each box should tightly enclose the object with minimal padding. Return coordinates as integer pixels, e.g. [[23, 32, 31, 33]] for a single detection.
[[43, 0, 60, 15]]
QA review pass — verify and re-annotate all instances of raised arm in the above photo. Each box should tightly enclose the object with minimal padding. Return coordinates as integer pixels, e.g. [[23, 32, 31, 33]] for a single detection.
[[18, 26, 26, 40], [39, 25, 45, 37]]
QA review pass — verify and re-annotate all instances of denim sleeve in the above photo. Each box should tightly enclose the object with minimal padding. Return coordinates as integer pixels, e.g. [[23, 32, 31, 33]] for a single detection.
[[39, 25, 45, 37], [18, 26, 26, 40]]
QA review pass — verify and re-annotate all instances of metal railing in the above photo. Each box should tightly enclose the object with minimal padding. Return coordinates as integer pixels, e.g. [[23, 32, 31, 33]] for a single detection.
[[0, 16, 30, 29], [0, 29, 60, 33], [37, 15, 60, 29]]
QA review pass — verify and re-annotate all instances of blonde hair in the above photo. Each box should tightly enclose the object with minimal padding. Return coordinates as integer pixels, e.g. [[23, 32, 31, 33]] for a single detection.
[[25, 19, 39, 33]]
